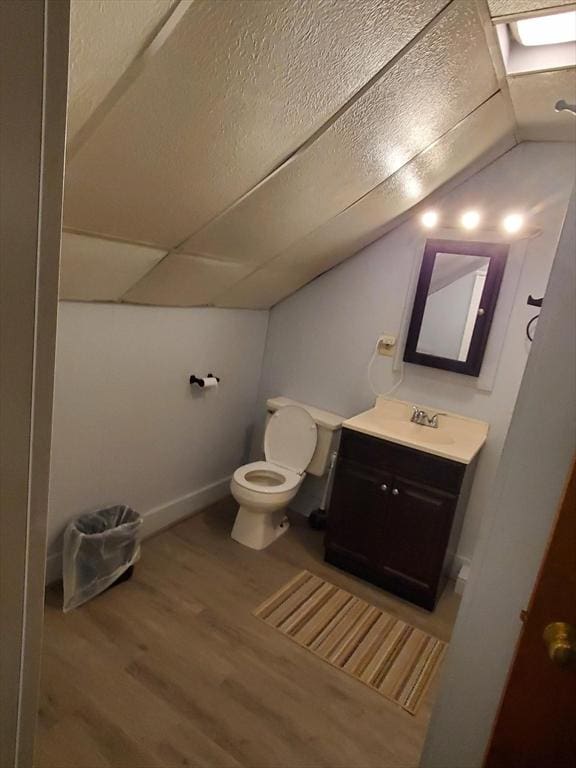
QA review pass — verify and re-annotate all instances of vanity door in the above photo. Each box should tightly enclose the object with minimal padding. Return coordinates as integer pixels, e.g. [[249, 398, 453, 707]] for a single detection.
[[380, 476, 456, 601], [325, 459, 392, 567]]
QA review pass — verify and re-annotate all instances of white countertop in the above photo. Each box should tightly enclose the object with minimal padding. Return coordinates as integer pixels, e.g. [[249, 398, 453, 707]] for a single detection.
[[343, 397, 489, 464]]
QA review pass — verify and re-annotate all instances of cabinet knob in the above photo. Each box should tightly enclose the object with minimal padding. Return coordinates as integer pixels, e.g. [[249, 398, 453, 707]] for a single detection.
[[392, 488, 400, 496], [380, 484, 388, 493]]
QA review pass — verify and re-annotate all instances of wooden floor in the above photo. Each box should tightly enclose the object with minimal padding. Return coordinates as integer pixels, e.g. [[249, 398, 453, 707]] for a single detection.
[[36, 498, 460, 768]]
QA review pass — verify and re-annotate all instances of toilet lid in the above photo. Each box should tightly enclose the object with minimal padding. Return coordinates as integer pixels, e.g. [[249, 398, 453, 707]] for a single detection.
[[264, 406, 317, 474]]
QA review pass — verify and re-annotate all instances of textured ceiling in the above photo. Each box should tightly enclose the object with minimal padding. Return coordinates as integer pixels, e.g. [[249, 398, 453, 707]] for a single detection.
[[508, 68, 576, 140], [67, 0, 178, 144], [488, 0, 575, 18], [61, 0, 575, 309], [65, 0, 448, 246], [181, 1, 498, 264], [213, 94, 516, 309], [59, 233, 166, 301]]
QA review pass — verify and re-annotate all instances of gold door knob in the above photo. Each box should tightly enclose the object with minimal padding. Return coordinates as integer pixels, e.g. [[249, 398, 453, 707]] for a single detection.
[[543, 622, 576, 667]]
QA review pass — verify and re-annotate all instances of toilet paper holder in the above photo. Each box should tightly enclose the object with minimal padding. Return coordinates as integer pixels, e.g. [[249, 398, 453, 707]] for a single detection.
[[189, 373, 221, 388]]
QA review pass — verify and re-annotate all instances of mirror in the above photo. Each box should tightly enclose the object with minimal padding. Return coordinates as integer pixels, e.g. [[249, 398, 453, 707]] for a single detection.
[[404, 239, 508, 377], [417, 253, 488, 361]]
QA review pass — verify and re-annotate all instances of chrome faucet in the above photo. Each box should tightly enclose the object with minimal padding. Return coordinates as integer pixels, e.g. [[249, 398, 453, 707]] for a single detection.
[[411, 406, 443, 429]]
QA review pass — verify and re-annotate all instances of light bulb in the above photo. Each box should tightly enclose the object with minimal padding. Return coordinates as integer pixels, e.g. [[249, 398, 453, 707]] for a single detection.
[[502, 213, 524, 234], [421, 210, 439, 229], [461, 210, 481, 230]]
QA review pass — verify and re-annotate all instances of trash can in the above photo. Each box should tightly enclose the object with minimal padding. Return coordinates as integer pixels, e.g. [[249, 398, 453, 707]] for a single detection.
[[62, 505, 142, 612]]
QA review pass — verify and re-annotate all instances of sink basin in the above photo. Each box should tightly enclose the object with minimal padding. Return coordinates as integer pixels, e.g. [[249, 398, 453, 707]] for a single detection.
[[342, 397, 489, 464], [378, 420, 455, 446]]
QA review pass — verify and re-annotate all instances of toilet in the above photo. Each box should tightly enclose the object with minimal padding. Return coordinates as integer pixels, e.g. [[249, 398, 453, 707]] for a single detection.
[[230, 397, 343, 550]]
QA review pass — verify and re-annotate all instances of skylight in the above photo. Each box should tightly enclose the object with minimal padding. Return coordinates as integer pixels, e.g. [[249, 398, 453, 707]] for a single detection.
[[514, 11, 576, 47]]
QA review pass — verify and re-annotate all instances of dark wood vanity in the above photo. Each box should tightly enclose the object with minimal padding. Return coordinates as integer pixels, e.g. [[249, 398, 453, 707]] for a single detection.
[[325, 427, 476, 610]]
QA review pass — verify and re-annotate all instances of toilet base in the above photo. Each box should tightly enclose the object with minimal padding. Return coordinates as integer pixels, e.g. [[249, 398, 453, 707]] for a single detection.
[[231, 505, 290, 550]]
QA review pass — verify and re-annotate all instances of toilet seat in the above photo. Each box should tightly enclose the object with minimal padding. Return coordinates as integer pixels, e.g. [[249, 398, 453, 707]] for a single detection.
[[233, 406, 318, 495], [264, 405, 318, 473], [233, 461, 301, 495]]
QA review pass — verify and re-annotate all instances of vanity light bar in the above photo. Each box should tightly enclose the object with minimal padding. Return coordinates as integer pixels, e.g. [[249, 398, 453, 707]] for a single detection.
[[417, 209, 526, 234], [502, 213, 524, 234], [420, 210, 439, 228], [461, 210, 481, 230]]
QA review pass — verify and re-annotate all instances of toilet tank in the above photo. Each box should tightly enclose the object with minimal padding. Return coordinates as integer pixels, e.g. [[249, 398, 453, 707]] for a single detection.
[[265, 397, 344, 477]]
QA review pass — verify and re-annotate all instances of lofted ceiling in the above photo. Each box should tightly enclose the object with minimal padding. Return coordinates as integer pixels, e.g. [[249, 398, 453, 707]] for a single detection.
[[61, 0, 576, 309], [487, 0, 575, 15]]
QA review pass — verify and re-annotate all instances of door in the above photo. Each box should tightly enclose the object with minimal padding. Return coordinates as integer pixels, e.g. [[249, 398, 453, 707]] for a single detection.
[[326, 459, 392, 565], [381, 476, 456, 594], [484, 457, 576, 767]]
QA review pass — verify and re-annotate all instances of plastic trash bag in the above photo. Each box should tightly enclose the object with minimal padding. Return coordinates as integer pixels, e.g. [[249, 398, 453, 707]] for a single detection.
[[62, 505, 142, 612]]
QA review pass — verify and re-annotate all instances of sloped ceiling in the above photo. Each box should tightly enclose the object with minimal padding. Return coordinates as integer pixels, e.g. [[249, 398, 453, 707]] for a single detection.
[[61, 0, 575, 309], [67, 0, 179, 145], [488, 0, 574, 16]]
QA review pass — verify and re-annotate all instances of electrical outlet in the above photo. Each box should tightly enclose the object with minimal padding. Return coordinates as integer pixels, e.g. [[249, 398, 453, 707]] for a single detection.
[[377, 334, 396, 357]]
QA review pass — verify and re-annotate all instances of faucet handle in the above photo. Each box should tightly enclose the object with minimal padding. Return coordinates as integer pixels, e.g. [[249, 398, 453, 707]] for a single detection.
[[428, 412, 447, 428]]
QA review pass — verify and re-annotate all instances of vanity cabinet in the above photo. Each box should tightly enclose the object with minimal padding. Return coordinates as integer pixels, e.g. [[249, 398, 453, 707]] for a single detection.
[[325, 428, 473, 610]]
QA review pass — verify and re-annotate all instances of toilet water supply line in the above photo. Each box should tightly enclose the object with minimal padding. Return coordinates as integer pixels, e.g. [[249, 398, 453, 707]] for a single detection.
[[367, 338, 404, 398], [318, 450, 338, 514]]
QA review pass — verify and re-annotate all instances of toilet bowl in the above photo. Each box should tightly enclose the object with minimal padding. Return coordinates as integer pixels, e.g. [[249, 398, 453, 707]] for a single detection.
[[230, 405, 318, 550]]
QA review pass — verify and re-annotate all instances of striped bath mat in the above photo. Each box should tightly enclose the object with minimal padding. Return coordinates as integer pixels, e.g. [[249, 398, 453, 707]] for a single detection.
[[253, 570, 446, 714]]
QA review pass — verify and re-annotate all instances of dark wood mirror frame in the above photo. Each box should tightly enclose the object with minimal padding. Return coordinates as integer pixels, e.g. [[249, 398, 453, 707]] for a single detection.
[[403, 239, 508, 377]]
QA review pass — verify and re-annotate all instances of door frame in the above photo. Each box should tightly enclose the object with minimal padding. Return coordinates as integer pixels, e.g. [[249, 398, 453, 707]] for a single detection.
[[0, 2, 69, 766]]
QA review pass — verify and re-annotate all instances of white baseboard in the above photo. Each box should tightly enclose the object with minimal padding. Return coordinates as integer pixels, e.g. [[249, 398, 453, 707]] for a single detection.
[[140, 475, 231, 539], [455, 563, 471, 596], [448, 555, 470, 595], [46, 551, 63, 586], [45, 475, 231, 585], [450, 554, 471, 581]]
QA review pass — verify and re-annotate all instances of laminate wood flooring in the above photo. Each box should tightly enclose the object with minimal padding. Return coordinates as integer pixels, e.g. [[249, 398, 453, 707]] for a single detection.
[[36, 498, 460, 768]]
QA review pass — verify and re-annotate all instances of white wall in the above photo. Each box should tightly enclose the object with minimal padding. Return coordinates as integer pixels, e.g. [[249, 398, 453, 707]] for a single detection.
[[422, 188, 576, 767], [47, 302, 268, 578], [257, 142, 575, 567]]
